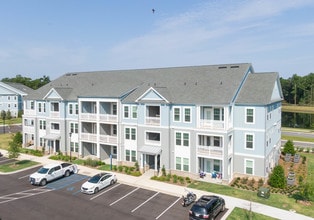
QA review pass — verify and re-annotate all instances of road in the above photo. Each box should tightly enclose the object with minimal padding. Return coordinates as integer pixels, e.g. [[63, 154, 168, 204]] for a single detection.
[[0, 124, 22, 134]]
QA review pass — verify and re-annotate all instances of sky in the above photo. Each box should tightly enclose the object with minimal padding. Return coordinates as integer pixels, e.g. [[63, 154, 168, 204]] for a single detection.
[[1, 0, 314, 80]]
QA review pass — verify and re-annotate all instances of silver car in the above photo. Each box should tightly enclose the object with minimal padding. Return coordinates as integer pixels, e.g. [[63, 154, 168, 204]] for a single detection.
[[81, 172, 117, 194]]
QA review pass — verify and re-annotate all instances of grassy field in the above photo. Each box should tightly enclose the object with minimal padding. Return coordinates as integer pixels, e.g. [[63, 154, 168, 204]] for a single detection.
[[282, 105, 314, 114], [0, 160, 39, 172], [0, 117, 22, 125], [227, 207, 278, 220], [0, 133, 14, 150]]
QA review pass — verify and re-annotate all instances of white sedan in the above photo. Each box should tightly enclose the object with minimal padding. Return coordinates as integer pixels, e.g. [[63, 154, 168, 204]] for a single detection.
[[81, 172, 117, 194]]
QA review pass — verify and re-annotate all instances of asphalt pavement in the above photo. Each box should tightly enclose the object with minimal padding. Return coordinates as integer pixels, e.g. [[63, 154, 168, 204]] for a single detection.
[[0, 149, 313, 220]]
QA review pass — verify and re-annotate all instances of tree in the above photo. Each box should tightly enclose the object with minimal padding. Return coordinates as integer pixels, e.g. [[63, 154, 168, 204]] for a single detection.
[[8, 132, 22, 161], [268, 165, 286, 189], [283, 140, 296, 155]]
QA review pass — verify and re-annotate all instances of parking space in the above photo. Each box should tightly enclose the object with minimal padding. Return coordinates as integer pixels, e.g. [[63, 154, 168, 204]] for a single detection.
[[0, 169, 228, 220]]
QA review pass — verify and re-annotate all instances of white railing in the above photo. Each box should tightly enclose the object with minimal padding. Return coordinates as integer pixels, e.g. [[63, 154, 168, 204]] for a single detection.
[[50, 111, 60, 118], [23, 126, 35, 133], [99, 135, 118, 144], [24, 109, 36, 116], [145, 117, 160, 125], [197, 145, 223, 158], [80, 113, 97, 121], [80, 133, 97, 142], [199, 120, 224, 129], [99, 114, 118, 122]]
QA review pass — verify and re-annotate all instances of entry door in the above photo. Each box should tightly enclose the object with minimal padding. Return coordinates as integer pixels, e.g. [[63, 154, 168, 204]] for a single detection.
[[147, 155, 155, 169], [205, 159, 211, 172]]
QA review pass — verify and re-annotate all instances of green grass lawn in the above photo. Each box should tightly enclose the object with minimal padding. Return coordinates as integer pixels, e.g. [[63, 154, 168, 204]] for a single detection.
[[0, 160, 39, 172], [0, 117, 22, 125], [0, 133, 14, 150], [227, 207, 278, 220]]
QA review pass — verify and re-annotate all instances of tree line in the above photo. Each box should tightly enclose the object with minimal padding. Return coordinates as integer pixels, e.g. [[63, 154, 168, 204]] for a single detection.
[[280, 73, 314, 105], [1, 74, 50, 90]]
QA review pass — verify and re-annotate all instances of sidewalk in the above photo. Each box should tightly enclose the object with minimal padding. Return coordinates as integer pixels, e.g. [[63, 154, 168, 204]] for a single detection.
[[1, 150, 313, 220]]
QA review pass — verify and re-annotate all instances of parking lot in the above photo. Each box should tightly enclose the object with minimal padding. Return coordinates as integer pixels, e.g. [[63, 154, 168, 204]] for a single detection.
[[0, 157, 228, 220]]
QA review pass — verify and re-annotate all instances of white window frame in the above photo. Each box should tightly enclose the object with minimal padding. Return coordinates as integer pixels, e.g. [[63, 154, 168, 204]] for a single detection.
[[132, 105, 137, 119], [183, 107, 191, 123], [245, 159, 254, 175], [245, 133, 254, 150], [123, 105, 129, 119], [175, 131, 190, 147], [173, 107, 181, 122], [245, 107, 254, 124]]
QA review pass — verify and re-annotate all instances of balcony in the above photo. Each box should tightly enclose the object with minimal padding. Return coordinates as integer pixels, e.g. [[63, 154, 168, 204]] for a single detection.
[[50, 111, 60, 118], [81, 113, 97, 121], [199, 120, 224, 129], [81, 133, 97, 142], [145, 117, 160, 125], [23, 125, 35, 133], [24, 109, 36, 116], [99, 114, 117, 123], [197, 145, 223, 158], [99, 135, 118, 144]]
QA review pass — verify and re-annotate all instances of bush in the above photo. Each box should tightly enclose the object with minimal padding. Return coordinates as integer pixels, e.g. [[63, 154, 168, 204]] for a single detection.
[[268, 165, 286, 189], [283, 140, 296, 155]]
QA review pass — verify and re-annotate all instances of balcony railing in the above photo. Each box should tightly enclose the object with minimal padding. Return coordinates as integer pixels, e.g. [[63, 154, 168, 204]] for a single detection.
[[80, 113, 97, 121], [197, 145, 223, 158], [99, 114, 118, 122], [81, 133, 97, 142], [24, 109, 36, 116], [199, 120, 224, 129], [145, 117, 160, 125], [23, 125, 35, 133], [99, 135, 118, 144], [50, 111, 60, 118]]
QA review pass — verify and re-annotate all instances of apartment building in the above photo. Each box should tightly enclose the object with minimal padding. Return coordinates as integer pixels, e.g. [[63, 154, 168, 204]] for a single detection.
[[22, 63, 283, 183], [0, 82, 33, 117]]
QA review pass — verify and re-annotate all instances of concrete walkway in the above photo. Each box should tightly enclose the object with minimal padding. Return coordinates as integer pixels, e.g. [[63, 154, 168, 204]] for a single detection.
[[1, 150, 313, 220]]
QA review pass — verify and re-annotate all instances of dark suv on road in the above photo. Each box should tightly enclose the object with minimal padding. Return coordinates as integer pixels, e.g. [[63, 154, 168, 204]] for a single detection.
[[189, 195, 225, 220]]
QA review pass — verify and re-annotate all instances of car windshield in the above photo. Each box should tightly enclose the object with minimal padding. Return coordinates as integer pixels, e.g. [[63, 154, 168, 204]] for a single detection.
[[37, 167, 49, 174], [88, 175, 102, 183]]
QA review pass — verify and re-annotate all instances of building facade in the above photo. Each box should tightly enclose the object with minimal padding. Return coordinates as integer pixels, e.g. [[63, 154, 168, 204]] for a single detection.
[[22, 63, 283, 183], [0, 82, 33, 117]]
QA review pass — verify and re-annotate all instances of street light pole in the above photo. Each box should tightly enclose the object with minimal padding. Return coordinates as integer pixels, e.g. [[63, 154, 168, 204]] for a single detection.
[[69, 132, 72, 162]]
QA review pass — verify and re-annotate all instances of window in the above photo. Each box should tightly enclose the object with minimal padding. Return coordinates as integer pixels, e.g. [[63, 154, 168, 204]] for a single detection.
[[70, 122, 78, 133], [126, 150, 130, 161], [174, 107, 180, 122], [131, 150, 136, 162], [30, 101, 34, 110], [132, 106, 137, 119], [184, 108, 191, 122], [183, 158, 189, 171], [70, 142, 79, 152], [38, 103, 42, 112], [176, 157, 181, 170], [112, 103, 117, 115], [51, 102, 59, 112], [69, 103, 79, 115], [51, 123, 60, 130], [245, 159, 254, 174], [124, 106, 129, 118], [213, 160, 221, 171], [214, 136, 221, 147], [214, 108, 224, 121], [125, 128, 136, 140], [175, 132, 189, 146], [246, 134, 254, 149], [146, 132, 160, 142], [39, 120, 46, 130], [246, 108, 254, 123]]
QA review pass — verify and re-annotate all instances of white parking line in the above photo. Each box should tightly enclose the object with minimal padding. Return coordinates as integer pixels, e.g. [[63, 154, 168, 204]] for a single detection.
[[110, 187, 139, 206], [155, 197, 181, 220], [90, 183, 121, 200], [18, 174, 30, 179], [131, 191, 159, 212], [0, 188, 53, 205]]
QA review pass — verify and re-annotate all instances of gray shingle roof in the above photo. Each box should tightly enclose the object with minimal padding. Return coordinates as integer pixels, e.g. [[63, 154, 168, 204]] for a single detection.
[[0, 82, 34, 95], [25, 63, 280, 105], [235, 72, 283, 105]]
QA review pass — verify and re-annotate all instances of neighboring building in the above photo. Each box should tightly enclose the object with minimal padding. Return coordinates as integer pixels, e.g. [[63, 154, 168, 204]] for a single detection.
[[0, 82, 33, 117], [22, 63, 283, 183]]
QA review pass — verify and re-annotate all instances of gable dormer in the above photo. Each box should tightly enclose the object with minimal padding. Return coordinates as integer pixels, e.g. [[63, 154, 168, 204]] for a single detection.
[[136, 87, 169, 103], [43, 88, 63, 100], [270, 79, 283, 102]]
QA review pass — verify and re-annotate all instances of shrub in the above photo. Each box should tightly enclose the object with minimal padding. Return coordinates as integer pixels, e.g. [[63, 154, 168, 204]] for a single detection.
[[268, 165, 286, 189], [283, 140, 296, 155], [161, 165, 166, 176]]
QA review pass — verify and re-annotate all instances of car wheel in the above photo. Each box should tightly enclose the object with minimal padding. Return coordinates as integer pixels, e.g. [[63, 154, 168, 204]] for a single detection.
[[64, 170, 70, 177], [40, 179, 47, 186], [221, 204, 225, 212], [110, 180, 114, 185], [94, 187, 99, 194], [209, 216, 214, 220]]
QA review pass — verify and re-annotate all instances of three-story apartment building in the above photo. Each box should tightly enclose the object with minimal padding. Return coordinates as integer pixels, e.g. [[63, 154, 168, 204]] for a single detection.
[[23, 63, 283, 183]]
